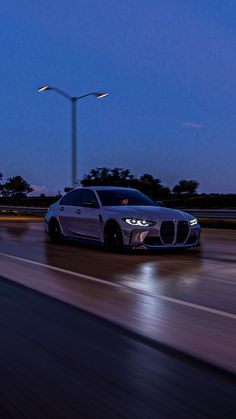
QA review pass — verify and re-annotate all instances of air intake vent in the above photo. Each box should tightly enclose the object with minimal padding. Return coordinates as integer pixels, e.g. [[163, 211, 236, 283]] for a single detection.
[[160, 221, 175, 244]]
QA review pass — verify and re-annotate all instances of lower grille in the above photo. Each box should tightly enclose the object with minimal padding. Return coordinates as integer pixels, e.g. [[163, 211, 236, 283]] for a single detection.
[[143, 236, 163, 246], [176, 221, 189, 243], [160, 221, 175, 244]]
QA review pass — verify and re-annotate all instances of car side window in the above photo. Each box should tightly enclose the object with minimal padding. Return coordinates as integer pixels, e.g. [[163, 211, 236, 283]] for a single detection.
[[81, 189, 99, 208], [60, 189, 83, 206]]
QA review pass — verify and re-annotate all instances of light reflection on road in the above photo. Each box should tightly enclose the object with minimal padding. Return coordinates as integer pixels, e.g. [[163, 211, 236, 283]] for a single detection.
[[116, 259, 200, 294]]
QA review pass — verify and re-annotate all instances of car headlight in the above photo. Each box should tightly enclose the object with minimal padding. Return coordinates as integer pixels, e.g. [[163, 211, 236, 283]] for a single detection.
[[190, 218, 198, 226], [122, 218, 156, 227]]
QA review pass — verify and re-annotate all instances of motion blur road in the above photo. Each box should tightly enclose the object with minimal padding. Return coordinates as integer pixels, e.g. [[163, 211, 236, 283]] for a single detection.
[[0, 220, 236, 374], [0, 277, 235, 418]]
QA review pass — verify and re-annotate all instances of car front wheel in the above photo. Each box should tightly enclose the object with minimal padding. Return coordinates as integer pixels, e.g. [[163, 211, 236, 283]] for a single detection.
[[104, 222, 124, 252]]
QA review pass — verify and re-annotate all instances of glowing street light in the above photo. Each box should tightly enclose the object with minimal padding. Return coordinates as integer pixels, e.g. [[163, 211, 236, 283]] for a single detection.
[[37, 85, 109, 187], [38, 85, 51, 92], [96, 93, 109, 99]]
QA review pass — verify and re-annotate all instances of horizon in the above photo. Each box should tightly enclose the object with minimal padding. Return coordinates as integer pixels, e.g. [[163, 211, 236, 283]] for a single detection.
[[1, 169, 236, 197]]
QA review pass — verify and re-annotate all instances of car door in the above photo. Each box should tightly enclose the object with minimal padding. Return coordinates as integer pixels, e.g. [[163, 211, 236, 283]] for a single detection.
[[75, 189, 101, 241], [57, 189, 83, 237]]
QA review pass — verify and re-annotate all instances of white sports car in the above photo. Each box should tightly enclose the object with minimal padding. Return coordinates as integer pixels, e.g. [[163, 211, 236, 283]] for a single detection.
[[45, 186, 201, 250]]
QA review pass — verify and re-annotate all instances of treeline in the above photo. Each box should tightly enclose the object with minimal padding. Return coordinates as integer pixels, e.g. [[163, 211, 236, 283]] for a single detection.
[[0, 168, 199, 200], [0, 174, 33, 197], [80, 167, 199, 198], [1, 169, 235, 208], [78, 168, 236, 208]]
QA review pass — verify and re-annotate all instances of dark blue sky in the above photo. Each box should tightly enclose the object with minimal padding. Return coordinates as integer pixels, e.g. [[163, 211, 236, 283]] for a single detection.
[[1, 0, 236, 194]]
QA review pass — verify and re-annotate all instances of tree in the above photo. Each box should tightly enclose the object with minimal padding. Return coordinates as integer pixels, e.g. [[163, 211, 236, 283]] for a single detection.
[[80, 167, 171, 200], [172, 180, 199, 195], [138, 174, 170, 199], [1, 176, 33, 197], [81, 167, 134, 187]]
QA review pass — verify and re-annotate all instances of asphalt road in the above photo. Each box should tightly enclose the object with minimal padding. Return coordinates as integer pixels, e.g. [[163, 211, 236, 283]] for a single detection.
[[0, 221, 236, 373], [0, 277, 235, 419]]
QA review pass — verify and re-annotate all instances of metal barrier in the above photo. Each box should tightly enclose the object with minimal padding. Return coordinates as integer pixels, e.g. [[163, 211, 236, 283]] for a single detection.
[[184, 210, 236, 219], [0, 206, 236, 219], [0, 206, 47, 215]]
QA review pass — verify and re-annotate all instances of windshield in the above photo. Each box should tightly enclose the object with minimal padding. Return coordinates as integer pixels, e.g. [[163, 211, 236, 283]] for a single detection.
[[97, 189, 155, 206]]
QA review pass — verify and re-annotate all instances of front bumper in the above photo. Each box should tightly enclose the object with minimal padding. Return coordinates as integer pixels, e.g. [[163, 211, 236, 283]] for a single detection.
[[126, 224, 201, 249]]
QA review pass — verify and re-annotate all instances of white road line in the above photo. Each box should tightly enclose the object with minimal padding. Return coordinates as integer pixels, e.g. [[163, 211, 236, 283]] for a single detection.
[[0, 251, 121, 288], [1, 251, 236, 321], [126, 287, 236, 320]]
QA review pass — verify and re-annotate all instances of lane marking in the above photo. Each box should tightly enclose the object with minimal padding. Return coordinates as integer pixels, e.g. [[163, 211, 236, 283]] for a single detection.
[[125, 286, 236, 320], [0, 251, 121, 288], [1, 251, 236, 321]]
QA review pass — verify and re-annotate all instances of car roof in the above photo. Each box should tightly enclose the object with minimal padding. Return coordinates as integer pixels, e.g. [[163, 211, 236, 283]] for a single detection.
[[74, 186, 137, 191]]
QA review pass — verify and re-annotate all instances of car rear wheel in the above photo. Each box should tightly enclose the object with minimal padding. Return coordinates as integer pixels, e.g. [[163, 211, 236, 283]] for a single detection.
[[48, 219, 62, 243], [104, 222, 124, 252]]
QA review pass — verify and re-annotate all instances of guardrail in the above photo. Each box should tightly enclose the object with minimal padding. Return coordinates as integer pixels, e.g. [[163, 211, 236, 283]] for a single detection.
[[184, 210, 236, 219], [0, 206, 46, 215], [0, 206, 236, 219]]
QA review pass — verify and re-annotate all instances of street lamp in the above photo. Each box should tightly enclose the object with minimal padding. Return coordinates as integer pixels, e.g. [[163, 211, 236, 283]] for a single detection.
[[37, 85, 109, 187]]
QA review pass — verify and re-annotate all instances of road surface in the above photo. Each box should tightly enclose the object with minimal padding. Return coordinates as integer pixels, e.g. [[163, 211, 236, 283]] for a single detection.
[[0, 221, 236, 373]]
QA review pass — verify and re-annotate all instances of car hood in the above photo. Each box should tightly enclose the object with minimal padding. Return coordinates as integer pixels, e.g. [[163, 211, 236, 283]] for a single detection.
[[103, 206, 192, 222]]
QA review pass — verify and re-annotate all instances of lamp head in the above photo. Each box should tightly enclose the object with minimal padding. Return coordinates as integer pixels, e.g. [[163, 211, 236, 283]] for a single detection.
[[37, 85, 52, 92], [95, 92, 109, 99]]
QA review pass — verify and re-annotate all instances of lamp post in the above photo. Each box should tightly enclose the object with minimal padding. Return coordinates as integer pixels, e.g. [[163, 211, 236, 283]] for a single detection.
[[38, 85, 108, 188]]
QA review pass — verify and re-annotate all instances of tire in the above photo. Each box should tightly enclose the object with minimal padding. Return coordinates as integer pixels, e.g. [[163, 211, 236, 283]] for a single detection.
[[104, 222, 124, 252], [48, 219, 62, 244]]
